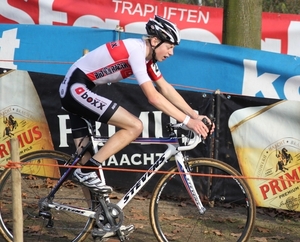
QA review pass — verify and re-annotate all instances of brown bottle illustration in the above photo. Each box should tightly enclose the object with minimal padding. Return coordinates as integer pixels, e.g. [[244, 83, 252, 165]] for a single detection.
[[0, 70, 60, 178]]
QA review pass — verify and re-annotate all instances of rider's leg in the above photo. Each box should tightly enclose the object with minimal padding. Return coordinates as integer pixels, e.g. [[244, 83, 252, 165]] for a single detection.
[[73, 106, 142, 165], [92, 106, 143, 163], [72, 137, 93, 207], [73, 106, 143, 192], [73, 136, 92, 164]]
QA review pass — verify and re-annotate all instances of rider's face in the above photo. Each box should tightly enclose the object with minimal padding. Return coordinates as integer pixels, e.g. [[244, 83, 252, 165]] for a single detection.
[[153, 39, 175, 62]]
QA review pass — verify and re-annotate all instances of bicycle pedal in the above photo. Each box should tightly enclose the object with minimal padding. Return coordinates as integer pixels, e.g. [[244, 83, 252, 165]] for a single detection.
[[122, 224, 135, 237], [116, 224, 135, 241], [92, 228, 108, 237]]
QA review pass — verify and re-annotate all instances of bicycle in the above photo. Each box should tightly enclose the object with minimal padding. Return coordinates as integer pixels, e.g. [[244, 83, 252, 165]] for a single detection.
[[0, 118, 256, 242]]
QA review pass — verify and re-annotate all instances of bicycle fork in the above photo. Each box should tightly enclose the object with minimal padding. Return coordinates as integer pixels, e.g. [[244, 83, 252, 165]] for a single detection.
[[175, 152, 206, 214]]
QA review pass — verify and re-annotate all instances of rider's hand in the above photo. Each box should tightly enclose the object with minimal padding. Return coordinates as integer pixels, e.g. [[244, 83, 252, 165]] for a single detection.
[[186, 115, 214, 138], [185, 118, 208, 138], [198, 115, 215, 135]]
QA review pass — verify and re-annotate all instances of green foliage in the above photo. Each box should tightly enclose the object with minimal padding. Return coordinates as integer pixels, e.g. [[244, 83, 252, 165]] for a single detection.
[[262, 0, 300, 14]]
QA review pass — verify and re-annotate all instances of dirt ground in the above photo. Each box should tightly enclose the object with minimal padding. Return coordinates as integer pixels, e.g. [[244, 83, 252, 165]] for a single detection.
[[5, 177, 299, 242], [103, 190, 300, 242]]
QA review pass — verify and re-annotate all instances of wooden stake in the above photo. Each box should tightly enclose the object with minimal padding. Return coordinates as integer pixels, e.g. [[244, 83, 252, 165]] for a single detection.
[[10, 138, 23, 242]]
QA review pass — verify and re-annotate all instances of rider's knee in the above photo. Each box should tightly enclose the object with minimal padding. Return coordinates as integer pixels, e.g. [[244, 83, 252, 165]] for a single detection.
[[130, 118, 143, 136]]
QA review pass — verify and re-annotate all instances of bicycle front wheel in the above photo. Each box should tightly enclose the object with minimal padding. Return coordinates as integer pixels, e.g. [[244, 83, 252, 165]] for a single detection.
[[0, 150, 95, 242], [150, 158, 256, 242]]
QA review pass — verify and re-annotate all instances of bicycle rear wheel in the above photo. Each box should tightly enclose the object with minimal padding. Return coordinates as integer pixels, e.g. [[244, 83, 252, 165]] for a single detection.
[[0, 150, 95, 242], [150, 158, 256, 242]]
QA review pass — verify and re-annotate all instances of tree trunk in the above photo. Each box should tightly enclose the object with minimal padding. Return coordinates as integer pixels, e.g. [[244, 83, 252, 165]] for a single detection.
[[222, 0, 262, 49]]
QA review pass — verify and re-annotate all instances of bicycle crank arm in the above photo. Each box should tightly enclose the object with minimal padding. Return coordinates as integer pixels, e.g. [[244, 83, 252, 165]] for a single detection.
[[95, 200, 124, 232]]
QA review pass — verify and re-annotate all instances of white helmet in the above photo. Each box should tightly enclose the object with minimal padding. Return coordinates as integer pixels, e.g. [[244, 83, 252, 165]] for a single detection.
[[146, 15, 180, 45]]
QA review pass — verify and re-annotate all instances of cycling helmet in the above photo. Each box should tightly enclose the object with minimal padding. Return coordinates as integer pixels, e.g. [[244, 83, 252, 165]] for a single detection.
[[146, 15, 180, 45]]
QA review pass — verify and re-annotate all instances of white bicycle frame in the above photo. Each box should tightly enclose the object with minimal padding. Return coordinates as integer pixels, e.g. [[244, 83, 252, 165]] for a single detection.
[[89, 122, 207, 214], [44, 122, 207, 221]]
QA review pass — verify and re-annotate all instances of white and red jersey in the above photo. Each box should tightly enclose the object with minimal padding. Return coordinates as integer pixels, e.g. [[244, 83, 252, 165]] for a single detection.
[[73, 38, 162, 85]]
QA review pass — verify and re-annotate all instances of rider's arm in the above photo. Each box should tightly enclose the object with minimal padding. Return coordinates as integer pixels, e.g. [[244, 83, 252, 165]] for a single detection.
[[140, 80, 187, 123], [153, 76, 201, 120], [140, 79, 210, 137]]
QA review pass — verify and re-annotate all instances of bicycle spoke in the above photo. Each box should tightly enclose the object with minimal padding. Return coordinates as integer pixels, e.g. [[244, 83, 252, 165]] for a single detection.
[[150, 158, 256, 242], [0, 151, 95, 242]]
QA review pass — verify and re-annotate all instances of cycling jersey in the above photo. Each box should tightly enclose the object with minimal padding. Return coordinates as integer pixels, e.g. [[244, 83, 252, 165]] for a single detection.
[[75, 38, 161, 85], [59, 38, 162, 138]]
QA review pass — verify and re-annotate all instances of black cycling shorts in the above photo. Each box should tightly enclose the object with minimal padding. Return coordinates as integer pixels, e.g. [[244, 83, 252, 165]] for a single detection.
[[59, 68, 119, 138]]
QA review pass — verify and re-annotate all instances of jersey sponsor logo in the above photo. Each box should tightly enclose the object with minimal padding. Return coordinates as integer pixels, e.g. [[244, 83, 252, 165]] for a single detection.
[[112, 103, 118, 110], [106, 40, 129, 61], [110, 41, 120, 48], [74, 86, 107, 110], [93, 61, 132, 79], [147, 61, 162, 81]]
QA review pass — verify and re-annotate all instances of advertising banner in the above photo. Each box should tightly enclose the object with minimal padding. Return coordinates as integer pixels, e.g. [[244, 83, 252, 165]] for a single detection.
[[213, 94, 300, 211], [0, 70, 60, 178], [1, 24, 300, 101], [1, 67, 300, 211], [1, 0, 300, 55], [229, 100, 300, 211]]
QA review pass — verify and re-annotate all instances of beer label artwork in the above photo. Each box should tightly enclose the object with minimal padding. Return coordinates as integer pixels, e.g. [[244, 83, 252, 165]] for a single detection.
[[0, 70, 60, 178], [257, 137, 300, 211], [229, 100, 300, 211]]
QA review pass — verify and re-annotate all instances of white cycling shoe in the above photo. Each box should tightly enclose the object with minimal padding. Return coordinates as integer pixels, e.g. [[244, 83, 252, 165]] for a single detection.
[[73, 168, 113, 194]]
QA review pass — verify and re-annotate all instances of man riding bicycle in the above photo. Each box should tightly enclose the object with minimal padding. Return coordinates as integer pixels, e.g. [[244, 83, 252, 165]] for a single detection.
[[59, 15, 213, 239]]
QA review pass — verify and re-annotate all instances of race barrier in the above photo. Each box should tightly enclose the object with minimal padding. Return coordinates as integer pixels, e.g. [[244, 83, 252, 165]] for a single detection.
[[1, 24, 300, 100], [1, 69, 300, 211], [1, 0, 300, 56]]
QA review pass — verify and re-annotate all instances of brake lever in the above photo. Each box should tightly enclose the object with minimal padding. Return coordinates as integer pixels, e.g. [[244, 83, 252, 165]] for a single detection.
[[201, 117, 214, 144]]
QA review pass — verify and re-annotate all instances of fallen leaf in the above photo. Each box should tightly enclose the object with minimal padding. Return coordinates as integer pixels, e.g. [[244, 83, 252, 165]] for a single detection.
[[132, 213, 147, 221], [253, 237, 268, 242], [171, 222, 191, 228], [163, 215, 181, 221], [212, 229, 223, 236], [230, 232, 242, 237], [27, 225, 42, 233], [268, 235, 286, 240], [256, 226, 270, 233], [133, 196, 146, 201], [133, 223, 144, 229]]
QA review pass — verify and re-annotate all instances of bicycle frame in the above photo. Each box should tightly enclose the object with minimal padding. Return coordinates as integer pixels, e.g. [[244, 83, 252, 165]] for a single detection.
[[91, 126, 206, 214], [42, 121, 206, 222]]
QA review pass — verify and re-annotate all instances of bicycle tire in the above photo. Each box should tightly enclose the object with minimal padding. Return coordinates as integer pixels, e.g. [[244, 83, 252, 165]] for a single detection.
[[150, 158, 256, 242], [0, 150, 95, 242]]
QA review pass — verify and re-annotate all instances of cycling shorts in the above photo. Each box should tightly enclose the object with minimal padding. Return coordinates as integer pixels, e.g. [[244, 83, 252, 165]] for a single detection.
[[59, 67, 119, 138]]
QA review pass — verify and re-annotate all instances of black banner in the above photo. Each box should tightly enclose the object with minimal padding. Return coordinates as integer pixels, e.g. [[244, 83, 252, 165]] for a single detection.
[[4, 69, 294, 211]]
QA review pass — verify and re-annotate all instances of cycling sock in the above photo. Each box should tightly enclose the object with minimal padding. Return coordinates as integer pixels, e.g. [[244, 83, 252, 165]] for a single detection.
[[82, 158, 101, 173]]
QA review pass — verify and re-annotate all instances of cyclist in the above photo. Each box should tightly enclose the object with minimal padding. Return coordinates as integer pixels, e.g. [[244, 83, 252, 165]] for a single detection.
[[59, 14, 213, 200]]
